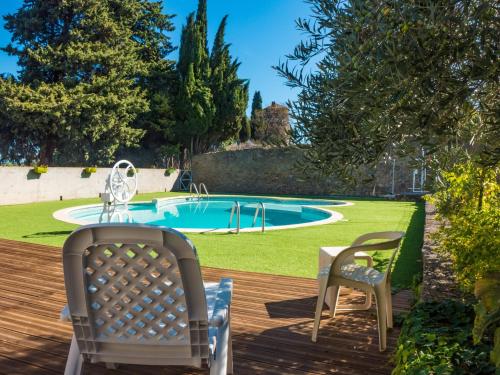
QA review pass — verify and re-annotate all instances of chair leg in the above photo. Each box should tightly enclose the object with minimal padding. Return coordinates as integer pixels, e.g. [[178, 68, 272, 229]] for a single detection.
[[210, 321, 230, 375], [386, 286, 393, 329], [227, 319, 233, 374], [312, 278, 329, 342], [336, 288, 372, 311], [64, 335, 84, 375], [374, 290, 387, 352], [328, 285, 340, 318], [362, 291, 372, 310]]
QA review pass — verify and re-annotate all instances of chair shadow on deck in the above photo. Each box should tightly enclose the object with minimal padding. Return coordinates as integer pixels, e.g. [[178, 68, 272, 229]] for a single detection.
[[22, 230, 73, 239], [0, 335, 205, 375], [264, 293, 369, 319]]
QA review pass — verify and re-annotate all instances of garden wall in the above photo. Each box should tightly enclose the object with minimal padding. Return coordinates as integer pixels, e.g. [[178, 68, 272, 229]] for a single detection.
[[0, 167, 179, 205], [192, 147, 416, 196]]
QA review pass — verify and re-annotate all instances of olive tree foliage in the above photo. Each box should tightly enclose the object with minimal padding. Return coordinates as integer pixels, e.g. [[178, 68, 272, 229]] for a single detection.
[[276, 0, 499, 178]]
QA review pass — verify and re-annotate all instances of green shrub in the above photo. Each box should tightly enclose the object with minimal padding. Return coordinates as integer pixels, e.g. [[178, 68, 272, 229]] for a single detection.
[[431, 162, 498, 218], [434, 209, 500, 291], [429, 162, 500, 291], [392, 300, 496, 375], [474, 273, 500, 368], [33, 165, 48, 174]]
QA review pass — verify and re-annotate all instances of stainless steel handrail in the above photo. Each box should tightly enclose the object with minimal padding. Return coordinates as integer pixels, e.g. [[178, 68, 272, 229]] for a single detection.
[[189, 182, 200, 201], [252, 202, 266, 232], [199, 183, 209, 199], [228, 201, 240, 234]]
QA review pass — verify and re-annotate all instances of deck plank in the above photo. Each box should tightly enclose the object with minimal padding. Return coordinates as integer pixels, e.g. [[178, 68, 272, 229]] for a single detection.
[[0, 238, 412, 374]]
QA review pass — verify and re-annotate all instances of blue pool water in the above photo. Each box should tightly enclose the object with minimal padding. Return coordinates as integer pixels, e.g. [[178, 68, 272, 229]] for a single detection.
[[66, 196, 343, 231]]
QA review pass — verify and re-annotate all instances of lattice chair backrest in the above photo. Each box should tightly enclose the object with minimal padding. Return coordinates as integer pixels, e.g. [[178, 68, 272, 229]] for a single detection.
[[63, 224, 210, 366]]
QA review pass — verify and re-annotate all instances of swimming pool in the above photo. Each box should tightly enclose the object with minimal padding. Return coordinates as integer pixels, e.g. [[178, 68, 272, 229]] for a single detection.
[[54, 196, 348, 232]]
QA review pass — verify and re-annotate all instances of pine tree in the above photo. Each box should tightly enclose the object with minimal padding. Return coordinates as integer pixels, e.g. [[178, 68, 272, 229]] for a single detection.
[[127, 1, 177, 166], [0, 0, 174, 165]]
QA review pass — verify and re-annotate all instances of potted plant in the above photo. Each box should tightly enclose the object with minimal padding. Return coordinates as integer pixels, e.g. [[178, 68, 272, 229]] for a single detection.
[[83, 166, 97, 174], [127, 167, 139, 177], [165, 167, 176, 176], [33, 165, 48, 174]]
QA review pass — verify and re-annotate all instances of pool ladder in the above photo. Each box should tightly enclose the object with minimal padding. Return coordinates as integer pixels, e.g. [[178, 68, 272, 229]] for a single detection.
[[199, 183, 209, 199], [252, 202, 266, 232], [189, 182, 209, 201], [228, 201, 266, 234], [228, 201, 241, 233]]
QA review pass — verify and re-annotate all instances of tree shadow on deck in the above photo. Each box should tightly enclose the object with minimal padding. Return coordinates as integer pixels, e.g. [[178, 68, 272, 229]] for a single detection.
[[264, 293, 368, 319]]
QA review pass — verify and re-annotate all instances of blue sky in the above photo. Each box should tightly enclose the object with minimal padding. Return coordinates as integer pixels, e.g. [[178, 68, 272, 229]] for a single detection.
[[0, 0, 313, 110]]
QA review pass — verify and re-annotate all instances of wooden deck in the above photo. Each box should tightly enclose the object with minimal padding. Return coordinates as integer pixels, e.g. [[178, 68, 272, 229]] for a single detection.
[[0, 239, 412, 374]]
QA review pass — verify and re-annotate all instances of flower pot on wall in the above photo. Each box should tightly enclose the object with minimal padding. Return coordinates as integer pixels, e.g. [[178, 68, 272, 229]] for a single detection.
[[165, 167, 176, 176], [81, 166, 97, 178], [83, 166, 97, 174], [33, 165, 48, 174]]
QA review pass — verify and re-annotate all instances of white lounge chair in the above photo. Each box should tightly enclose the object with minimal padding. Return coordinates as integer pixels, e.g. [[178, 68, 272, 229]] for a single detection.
[[312, 231, 405, 351], [61, 224, 233, 374]]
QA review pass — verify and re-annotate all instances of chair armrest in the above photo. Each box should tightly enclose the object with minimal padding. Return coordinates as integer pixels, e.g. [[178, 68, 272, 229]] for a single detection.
[[209, 278, 233, 327], [354, 251, 373, 267], [331, 246, 373, 275], [60, 305, 71, 322]]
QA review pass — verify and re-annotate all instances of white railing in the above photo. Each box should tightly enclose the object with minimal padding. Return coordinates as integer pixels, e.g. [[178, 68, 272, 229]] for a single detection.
[[228, 201, 241, 234], [199, 183, 209, 199], [252, 202, 266, 232]]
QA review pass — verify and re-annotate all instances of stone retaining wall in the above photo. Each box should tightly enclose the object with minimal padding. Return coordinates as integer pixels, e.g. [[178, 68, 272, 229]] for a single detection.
[[420, 203, 461, 301], [192, 147, 417, 196], [0, 167, 179, 205]]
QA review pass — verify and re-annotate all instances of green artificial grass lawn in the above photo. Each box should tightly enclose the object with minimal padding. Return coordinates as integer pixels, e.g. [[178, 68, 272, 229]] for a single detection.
[[0, 192, 424, 289]]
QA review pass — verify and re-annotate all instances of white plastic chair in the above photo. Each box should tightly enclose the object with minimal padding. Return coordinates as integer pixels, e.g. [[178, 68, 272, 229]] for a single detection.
[[61, 224, 233, 374], [312, 231, 405, 351]]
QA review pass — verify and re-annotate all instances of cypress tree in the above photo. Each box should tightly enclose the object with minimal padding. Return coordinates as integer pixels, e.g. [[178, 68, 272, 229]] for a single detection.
[[250, 91, 265, 140], [175, 64, 214, 155], [194, 0, 210, 81], [195, 0, 209, 55], [176, 0, 248, 154], [251, 91, 263, 114], [239, 116, 251, 143], [209, 16, 248, 145], [176, 8, 214, 154]]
